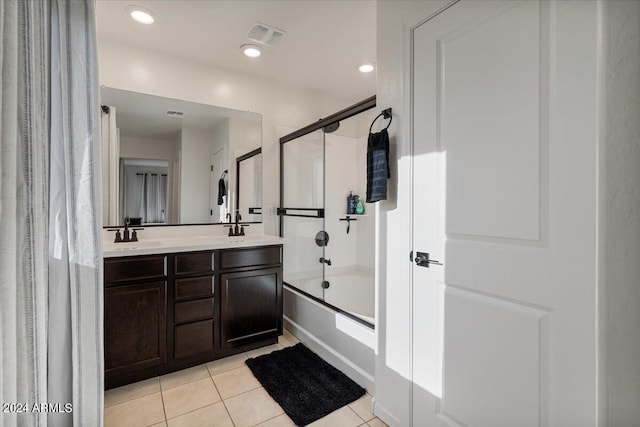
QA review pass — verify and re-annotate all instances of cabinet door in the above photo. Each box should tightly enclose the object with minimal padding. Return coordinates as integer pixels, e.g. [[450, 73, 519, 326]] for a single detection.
[[220, 267, 282, 348], [104, 281, 167, 376]]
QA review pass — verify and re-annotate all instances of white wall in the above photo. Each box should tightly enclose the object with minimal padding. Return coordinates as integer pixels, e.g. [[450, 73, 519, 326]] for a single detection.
[[211, 118, 230, 168], [375, 2, 452, 425], [601, 0, 640, 424], [120, 136, 178, 161], [229, 116, 262, 220], [355, 135, 375, 271], [179, 128, 215, 223], [325, 133, 358, 270], [98, 39, 359, 235], [322, 133, 376, 273], [211, 119, 230, 223], [237, 154, 261, 222]]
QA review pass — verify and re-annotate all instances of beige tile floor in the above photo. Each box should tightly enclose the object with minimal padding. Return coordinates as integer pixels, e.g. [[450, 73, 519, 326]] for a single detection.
[[104, 330, 387, 427]]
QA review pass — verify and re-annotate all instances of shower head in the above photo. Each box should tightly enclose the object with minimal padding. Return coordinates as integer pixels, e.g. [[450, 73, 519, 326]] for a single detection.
[[323, 122, 340, 133]]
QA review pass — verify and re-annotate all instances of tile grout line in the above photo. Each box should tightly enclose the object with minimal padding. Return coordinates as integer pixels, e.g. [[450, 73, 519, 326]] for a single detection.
[[210, 372, 237, 427], [249, 411, 287, 427], [108, 354, 251, 410], [206, 356, 249, 377], [104, 377, 161, 409], [163, 402, 225, 424], [347, 404, 367, 424], [108, 335, 295, 426], [348, 396, 376, 423], [159, 382, 169, 426], [162, 373, 221, 422]]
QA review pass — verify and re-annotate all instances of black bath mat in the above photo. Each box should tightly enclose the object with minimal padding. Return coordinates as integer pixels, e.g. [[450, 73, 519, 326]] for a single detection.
[[245, 343, 365, 426]]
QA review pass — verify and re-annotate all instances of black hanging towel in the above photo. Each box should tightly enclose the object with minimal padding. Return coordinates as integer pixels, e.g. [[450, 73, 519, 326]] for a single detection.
[[217, 170, 227, 205], [366, 128, 390, 203]]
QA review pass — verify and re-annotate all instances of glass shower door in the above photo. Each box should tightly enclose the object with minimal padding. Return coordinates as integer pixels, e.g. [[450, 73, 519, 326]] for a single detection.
[[280, 129, 326, 299]]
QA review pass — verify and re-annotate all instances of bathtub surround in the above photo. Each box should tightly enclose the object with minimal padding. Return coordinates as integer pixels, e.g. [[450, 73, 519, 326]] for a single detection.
[[284, 288, 376, 392], [279, 101, 378, 400], [0, 1, 103, 426]]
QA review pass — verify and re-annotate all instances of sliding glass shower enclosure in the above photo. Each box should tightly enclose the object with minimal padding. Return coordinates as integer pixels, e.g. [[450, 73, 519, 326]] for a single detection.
[[279, 98, 378, 327]]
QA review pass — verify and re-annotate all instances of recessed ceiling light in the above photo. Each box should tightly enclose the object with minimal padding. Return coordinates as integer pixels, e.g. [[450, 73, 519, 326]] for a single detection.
[[358, 63, 375, 73], [127, 6, 155, 25], [241, 44, 262, 58]]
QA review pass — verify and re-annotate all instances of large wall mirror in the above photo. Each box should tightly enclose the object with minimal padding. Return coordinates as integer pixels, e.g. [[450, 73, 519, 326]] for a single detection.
[[236, 147, 262, 223], [100, 87, 262, 227]]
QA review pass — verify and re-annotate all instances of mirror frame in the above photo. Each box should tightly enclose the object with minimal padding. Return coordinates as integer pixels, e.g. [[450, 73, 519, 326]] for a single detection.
[[236, 147, 262, 216], [100, 87, 263, 228]]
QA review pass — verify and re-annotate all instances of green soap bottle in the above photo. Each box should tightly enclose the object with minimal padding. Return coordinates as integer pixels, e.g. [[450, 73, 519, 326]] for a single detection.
[[355, 196, 365, 214]]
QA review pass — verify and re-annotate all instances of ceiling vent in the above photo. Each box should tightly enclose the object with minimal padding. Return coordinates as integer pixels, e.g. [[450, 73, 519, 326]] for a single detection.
[[165, 110, 184, 117], [247, 22, 286, 46]]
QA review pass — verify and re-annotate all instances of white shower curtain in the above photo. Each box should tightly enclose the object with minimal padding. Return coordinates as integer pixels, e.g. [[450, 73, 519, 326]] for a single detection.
[[139, 173, 168, 223], [0, 1, 103, 426]]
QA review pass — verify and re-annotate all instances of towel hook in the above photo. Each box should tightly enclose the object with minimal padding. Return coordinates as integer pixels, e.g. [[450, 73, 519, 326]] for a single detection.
[[369, 108, 392, 134]]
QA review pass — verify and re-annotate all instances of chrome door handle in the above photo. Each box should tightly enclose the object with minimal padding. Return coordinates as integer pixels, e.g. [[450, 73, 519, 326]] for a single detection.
[[415, 251, 442, 268]]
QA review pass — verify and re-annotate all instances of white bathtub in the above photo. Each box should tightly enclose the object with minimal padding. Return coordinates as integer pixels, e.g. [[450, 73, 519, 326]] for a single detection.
[[283, 279, 376, 393], [286, 268, 374, 325]]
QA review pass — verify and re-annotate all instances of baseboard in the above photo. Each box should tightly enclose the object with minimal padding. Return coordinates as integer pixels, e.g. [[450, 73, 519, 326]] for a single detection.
[[373, 401, 401, 427], [284, 316, 375, 393]]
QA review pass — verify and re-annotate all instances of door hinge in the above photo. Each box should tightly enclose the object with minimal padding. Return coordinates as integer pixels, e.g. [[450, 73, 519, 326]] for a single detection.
[[210, 165, 213, 171], [210, 209, 213, 216], [410, 250, 414, 262]]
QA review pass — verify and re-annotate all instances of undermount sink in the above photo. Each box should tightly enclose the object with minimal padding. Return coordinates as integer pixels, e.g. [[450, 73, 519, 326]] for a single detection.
[[104, 240, 163, 251], [102, 233, 284, 257]]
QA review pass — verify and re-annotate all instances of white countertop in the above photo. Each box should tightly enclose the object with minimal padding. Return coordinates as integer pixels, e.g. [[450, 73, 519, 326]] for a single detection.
[[103, 234, 286, 258]]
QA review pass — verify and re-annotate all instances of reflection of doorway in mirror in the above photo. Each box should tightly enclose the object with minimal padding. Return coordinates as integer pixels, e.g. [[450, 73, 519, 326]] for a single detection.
[[121, 159, 169, 224], [211, 149, 228, 223]]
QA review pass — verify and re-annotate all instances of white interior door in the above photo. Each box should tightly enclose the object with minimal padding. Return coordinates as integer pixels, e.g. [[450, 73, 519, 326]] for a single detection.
[[100, 105, 119, 225], [411, 1, 597, 426], [210, 149, 227, 223]]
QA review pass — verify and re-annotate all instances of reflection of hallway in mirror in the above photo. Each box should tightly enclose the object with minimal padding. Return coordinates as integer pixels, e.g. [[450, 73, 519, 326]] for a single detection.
[[121, 159, 169, 224], [211, 149, 228, 223], [100, 87, 262, 227]]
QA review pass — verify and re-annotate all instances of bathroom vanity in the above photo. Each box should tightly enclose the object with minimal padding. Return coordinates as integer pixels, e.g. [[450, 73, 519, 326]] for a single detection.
[[103, 237, 283, 389]]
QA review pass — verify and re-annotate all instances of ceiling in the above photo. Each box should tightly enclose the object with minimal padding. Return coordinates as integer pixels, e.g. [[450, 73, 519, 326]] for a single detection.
[[95, 0, 377, 101], [101, 87, 260, 140]]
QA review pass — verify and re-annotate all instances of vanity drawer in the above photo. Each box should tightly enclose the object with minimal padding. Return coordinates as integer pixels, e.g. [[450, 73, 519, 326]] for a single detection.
[[174, 252, 214, 275], [174, 320, 214, 359], [105, 256, 167, 284], [175, 298, 214, 324], [175, 276, 214, 300], [219, 246, 282, 270]]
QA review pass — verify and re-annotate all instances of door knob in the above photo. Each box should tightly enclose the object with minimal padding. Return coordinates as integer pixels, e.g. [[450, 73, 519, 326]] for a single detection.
[[414, 251, 442, 268]]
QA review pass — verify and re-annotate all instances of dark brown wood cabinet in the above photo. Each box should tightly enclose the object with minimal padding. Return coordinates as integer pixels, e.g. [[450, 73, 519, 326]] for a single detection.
[[104, 245, 282, 389], [104, 280, 167, 376], [221, 267, 282, 348], [172, 251, 216, 362]]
